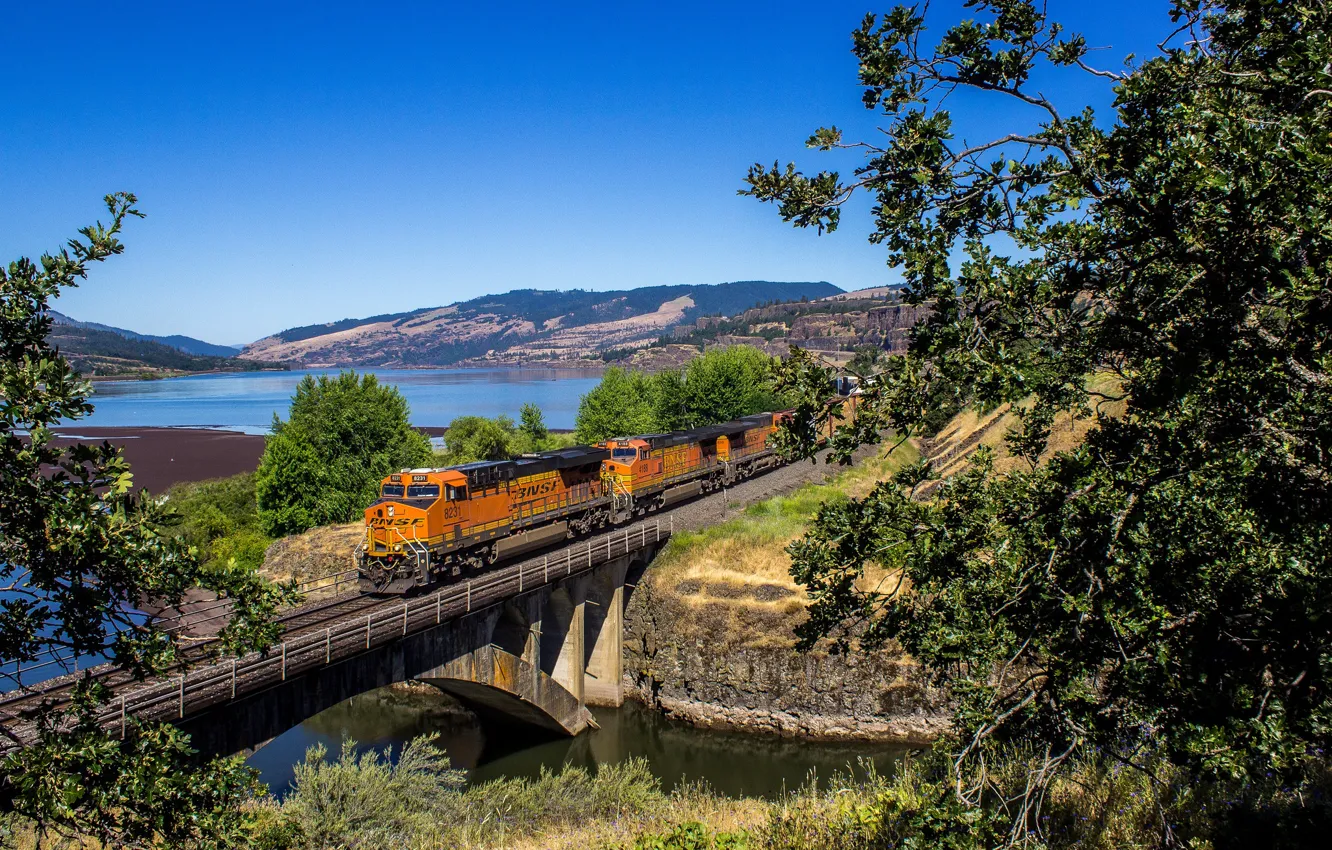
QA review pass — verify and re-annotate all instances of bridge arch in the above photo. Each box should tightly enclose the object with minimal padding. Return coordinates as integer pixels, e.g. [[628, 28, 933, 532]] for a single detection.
[[179, 588, 598, 760]]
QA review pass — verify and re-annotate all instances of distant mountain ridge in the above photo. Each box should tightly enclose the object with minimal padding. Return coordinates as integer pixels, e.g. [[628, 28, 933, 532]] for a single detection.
[[49, 311, 242, 357], [46, 323, 281, 379], [241, 281, 842, 367]]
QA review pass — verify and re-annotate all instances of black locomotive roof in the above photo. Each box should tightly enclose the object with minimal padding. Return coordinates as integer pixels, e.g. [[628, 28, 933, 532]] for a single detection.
[[632, 413, 775, 449], [453, 445, 610, 486]]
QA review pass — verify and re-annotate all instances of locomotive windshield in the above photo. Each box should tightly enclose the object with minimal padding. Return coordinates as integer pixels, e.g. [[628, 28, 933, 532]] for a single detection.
[[446, 484, 467, 500], [381, 484, 405, 498], [611, 447, 637, 460], [407, 484, 440, 499]]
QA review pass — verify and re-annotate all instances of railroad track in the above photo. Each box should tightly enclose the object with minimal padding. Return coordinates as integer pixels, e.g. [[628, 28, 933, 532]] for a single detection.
[[0, 443, 839, 742], [0, 584, 380, 719]]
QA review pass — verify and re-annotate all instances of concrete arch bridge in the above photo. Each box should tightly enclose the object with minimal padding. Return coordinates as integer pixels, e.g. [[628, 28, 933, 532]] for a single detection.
[[0, 521, 669, 760]]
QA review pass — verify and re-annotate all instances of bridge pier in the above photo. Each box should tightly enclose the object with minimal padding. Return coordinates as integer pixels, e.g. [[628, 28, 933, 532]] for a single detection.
[[545, 581, 586, 707], [585, 557, 627, 706]]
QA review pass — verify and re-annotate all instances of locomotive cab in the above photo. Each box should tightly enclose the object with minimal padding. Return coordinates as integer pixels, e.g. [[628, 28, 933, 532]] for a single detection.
[[363, 469, 454, 570], [601, 438, 655, 497]]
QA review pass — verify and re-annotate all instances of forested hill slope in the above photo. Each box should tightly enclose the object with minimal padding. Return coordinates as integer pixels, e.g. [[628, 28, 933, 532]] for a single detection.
[[47, 324, 282, 379], [239, 281, 841, 367], [49, 310, 241, 357]]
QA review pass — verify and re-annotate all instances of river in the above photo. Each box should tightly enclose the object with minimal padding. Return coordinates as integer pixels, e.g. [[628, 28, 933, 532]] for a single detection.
[[246, 686, 910, 799], [81, 368, 603, 431]]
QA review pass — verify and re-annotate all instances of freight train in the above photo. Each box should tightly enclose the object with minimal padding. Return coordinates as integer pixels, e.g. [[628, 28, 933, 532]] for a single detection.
[[357, 403, 851, 594]]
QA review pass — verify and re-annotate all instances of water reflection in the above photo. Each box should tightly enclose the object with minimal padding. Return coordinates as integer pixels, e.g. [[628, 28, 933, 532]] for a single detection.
[[248, 684, 912, 799]]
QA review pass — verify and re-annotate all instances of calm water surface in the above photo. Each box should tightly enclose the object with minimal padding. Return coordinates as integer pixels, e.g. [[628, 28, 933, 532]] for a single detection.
[[247, 687, 911, 799], [80, 368, 602, 432]]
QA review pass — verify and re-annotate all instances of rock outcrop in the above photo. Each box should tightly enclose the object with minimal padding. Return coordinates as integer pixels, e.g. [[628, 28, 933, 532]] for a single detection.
[[621, 573, 949, 744]]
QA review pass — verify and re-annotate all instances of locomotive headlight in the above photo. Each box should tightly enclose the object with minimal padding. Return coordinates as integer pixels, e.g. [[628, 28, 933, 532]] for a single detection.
[[393, 544, 402, 552]]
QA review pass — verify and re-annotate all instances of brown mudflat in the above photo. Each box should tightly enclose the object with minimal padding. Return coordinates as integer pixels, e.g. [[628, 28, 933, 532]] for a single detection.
[[48, 427, 265, 493]]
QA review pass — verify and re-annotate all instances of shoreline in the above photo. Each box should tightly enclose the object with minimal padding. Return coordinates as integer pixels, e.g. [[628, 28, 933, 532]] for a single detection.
[[627, 691, 944, 746]]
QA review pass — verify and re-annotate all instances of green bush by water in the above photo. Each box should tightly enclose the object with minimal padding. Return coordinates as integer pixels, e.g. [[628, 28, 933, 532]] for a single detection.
[[264, 735, 664, 849], [164, 472, 270, 573]]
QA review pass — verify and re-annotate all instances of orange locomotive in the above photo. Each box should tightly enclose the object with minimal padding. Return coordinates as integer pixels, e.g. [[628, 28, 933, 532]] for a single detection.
[[359, 446, 610, 593], [357, 403, 853, 594]]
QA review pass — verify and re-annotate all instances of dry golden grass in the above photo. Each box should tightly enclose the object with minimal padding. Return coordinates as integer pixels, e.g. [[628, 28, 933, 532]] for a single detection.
[[928, 373, 1127, 480], [501, 790, 768, 850], [648, 442, 922, 647], [261, 522, 364, 595]]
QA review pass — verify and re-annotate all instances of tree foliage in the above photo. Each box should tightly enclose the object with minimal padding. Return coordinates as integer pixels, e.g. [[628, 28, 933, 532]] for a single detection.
[[519, 401, 548, 443], [437, 414, 518, 464], [574, 347, 785, 443], [435, 407, 573, 466], [255, 372, 431, 536], [0, 194, 290, 846], [750, 0, 1331, 844]]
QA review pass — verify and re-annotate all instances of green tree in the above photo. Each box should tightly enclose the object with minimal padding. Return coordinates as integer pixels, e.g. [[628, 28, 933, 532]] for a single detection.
[[0, 194, 290, 846], [519, 401, 548, 443], [255, 372, 431, 536], [437, 414, 516, 464], [846, 344, 883, 376], [646, 369, 690, 431], [575, 348, 786, 443], [750, 0, 1331, 844], [681, 346, 782, 426], [573, 366, 659, 443]]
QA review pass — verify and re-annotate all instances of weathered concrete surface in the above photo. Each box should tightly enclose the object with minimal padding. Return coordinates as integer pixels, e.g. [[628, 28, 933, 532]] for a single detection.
[[423, 645, 588, 736]]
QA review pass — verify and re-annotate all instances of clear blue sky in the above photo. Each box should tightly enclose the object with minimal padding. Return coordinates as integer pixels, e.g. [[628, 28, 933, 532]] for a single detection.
[[1, 1, 1172, 345]]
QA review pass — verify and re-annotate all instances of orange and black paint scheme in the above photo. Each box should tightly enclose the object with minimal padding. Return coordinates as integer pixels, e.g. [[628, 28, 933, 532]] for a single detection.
[[358, 398, 856, 594]]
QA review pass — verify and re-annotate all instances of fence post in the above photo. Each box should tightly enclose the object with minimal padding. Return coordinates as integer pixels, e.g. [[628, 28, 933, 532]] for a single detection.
[[231, 658, 237, 699], [120, 696, 126, 740], [467, 581, 471, 612], [403, 602, 409, 636], [436, 594, 441, 624], [326, 628, 331, 663], [519, 565, 523, 593], [366, 615, 372, 649], [281, 642, 287, 680], [544, 554, 548, 583], [179, 674, 185, 718], [670, 513, 674, 534]]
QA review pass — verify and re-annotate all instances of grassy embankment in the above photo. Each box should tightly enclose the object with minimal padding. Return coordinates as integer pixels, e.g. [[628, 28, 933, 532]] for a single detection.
[[8, 741, 1312, 849], [646, 440, 921, 649]]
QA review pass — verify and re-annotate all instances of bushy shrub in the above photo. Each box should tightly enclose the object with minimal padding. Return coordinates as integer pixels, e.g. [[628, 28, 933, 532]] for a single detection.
[[255, 372, 432, 536], [279, 734, 465, 848], [437, 406, 578, 466], [165, 472, 270, 572], [273, 734, 664, 848], [632, 821, 751, 849]]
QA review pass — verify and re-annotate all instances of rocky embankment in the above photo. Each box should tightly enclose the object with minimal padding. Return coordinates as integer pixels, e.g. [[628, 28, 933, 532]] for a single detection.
[[617, 447, 950, 744], [624, 595, 947, 743]]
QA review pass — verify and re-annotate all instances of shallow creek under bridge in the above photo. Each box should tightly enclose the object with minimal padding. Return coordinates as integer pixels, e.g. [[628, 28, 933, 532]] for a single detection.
[[0, 520, 671, 759]]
